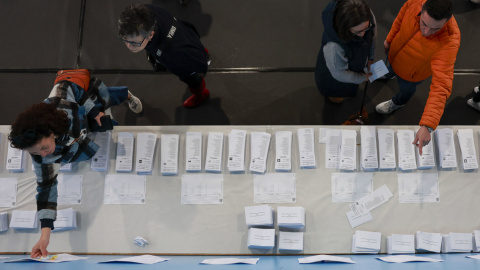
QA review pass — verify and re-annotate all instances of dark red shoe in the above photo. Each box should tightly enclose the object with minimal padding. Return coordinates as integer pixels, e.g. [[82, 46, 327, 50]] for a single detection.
[[183, 88, 210, 108]]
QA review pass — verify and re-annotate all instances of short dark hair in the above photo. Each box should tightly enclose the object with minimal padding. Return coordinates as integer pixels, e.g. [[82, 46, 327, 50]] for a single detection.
[[9, 103, 69, 149], [422, 0, 453, 20], [118, 4, 156, 38], [333, 0, 372, 42]]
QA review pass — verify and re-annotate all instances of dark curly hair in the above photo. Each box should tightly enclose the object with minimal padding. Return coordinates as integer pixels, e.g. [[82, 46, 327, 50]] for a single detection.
[[333, 0, 372, 42], [118, 4, 156, 38], [8, 103, 69, 149]]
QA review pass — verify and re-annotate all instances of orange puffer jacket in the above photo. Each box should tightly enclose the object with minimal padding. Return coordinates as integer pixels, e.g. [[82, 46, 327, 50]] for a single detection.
[[386, 0, 461, 129]]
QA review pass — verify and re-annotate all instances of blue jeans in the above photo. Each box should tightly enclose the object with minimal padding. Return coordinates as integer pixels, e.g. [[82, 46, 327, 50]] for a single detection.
[[386, 66, 424, 106]]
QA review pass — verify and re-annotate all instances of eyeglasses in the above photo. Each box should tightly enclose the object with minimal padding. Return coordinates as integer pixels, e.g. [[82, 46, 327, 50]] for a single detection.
[[118, 35, 147, 47], [351, 21, 372, 35]]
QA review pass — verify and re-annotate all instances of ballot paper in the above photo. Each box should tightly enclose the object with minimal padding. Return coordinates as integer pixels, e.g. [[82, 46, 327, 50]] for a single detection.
[[185, 132, 202, 172], [160, 134, 179, 176], [377, 255, 443, 263], [181, 174, 223, 204], [59, 163, 72, 172], [318, 128, 328, 143], [377, 128, 396, 170], [457, 129, 478, 170], [247, 228, 275, 249], [249, 132, 271, 174], [442, 233, 472, 253], [397, 173, 439, 203], [6, 144, 26, 172], [277, 206, 305, 229], [0, 212, 8, 231], [416, 129, 435, 170], [387, 234, 415, 254], [244, 204, 274, 227], [346, 210, 373, 228], [416, 231, 442, 253], [435, 128, 457, 169], [200, 258, 259, 265], [325, 129, 342, 169], [115, 132, 134, 172], [279, 231, 304, 251], [474, 230, 480, 252], [349, 184, 393, 216], [254, 173, 296, 203], [352, 230, 381, 253], [275, 131, 292, 172], [360, 126, 378, 171], [9, 210, 38, 229], [0, 177, 18, 207], [104, 174, 146, 204], [331, 172, 373, 202], [100, 255, 169, 264], [57, 174, 82, 205], [227, 129, 247, 173], [396, 130, 417, 171], [467, 254, 480, 260], [339, 129, 357, 171], [364, 59, 389, 82], [135, 132, 157, 174], [297, 128, 316, 169], [205, 132, 224, 173], [90, 131, 111, 172], [6, 254, 88, 263], [298, 255, 356, 264], [53, 208, 77, 232]]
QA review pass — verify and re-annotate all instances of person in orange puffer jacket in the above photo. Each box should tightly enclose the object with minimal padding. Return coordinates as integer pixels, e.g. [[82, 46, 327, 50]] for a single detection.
[[375, 0, 460, 155]]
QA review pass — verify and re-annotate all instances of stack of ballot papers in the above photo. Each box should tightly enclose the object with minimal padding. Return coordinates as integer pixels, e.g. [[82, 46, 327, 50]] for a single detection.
[[416, 129, 435, 170], [135, 132, 157, 175], [185, 132, 202, 173], [298, 255, 356, 264], [227, 129, 246, 173], [457, 129, 478, 170], [6, 144, 26, 173], [397, 130, 417, 171], [442, 232, 473, 253], [435, 128, 457, 169], [377, 255, 443, 263], [339, 129, 357, 171], [275, 131, 292, 172], [277, 206, 305, 229], [247, 228, 275, 249], [200, 258, 259, 265], [377, 128, 396, 170], [249, 132, 271, 174], [0, 177, 18, 207], [0, 212, 8, 231], [205, 132, 224, 173], [53, 208, 77, 232], [160, 134, 179, 176], [59, 163, 73, 172], [90, 131, 111, 172], [245, 205, 274, 227], [100, 255, 169, 264], [416, 231, 442, 253], [325, 129, 341, 169], [386, 234, 415, 254], [6, 254, 88, 263], [297, 128, 316, 169], [360, 126, 378, 171], [352, 230, 381, 254], [278, 231, 304, 251], [9, 210, 38, 229], [473, 230, 480, 252], [115, 132, 134, 172]]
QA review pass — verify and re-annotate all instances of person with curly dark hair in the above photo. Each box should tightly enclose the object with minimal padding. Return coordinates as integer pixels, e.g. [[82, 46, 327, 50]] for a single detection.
[[8, 75, 142, 258]]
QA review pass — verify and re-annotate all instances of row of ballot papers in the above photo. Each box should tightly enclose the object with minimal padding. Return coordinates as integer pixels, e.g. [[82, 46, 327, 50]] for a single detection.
[[3, 209, 77, 231], [244, 205, 305, 228], [247, 228, 304, 251]]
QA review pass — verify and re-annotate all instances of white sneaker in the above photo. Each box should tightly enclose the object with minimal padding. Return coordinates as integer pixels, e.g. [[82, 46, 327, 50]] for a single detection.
[[127, 91, 143, 113], [375, 100, 404, 114], [467, 98, 480, 111], [474, 86, 479, 94]]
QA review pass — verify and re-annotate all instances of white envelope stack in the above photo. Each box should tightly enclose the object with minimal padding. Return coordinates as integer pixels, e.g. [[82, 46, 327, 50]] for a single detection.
[[278, 231, 304, 251], [277, 206, 305, 229], [244, 205, 274, 227], [352, 230, 381, 254], [442, 232, 473, 253], [247, 228, 275, 249], [416, 231, 442, 253], [386, 234, 415, 254], [9, 210, 38, 229], [53, 208, 77, 232], [0, 212, 8, 231]]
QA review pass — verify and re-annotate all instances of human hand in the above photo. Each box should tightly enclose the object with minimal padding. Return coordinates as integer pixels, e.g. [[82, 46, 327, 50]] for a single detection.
[[384, 40, 390, 54], [412, 126, 431, 155], [31, 228, 51, 258], [94, 112, 106, 127]]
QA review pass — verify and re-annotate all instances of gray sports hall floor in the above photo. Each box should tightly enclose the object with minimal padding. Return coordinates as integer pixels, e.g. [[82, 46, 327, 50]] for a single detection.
[[0, 0, 479, 126]]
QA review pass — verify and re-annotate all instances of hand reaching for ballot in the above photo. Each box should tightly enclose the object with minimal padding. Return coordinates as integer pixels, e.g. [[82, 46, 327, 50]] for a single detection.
[[31, 228, 51, 258], [412, 126, 431, 155]]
